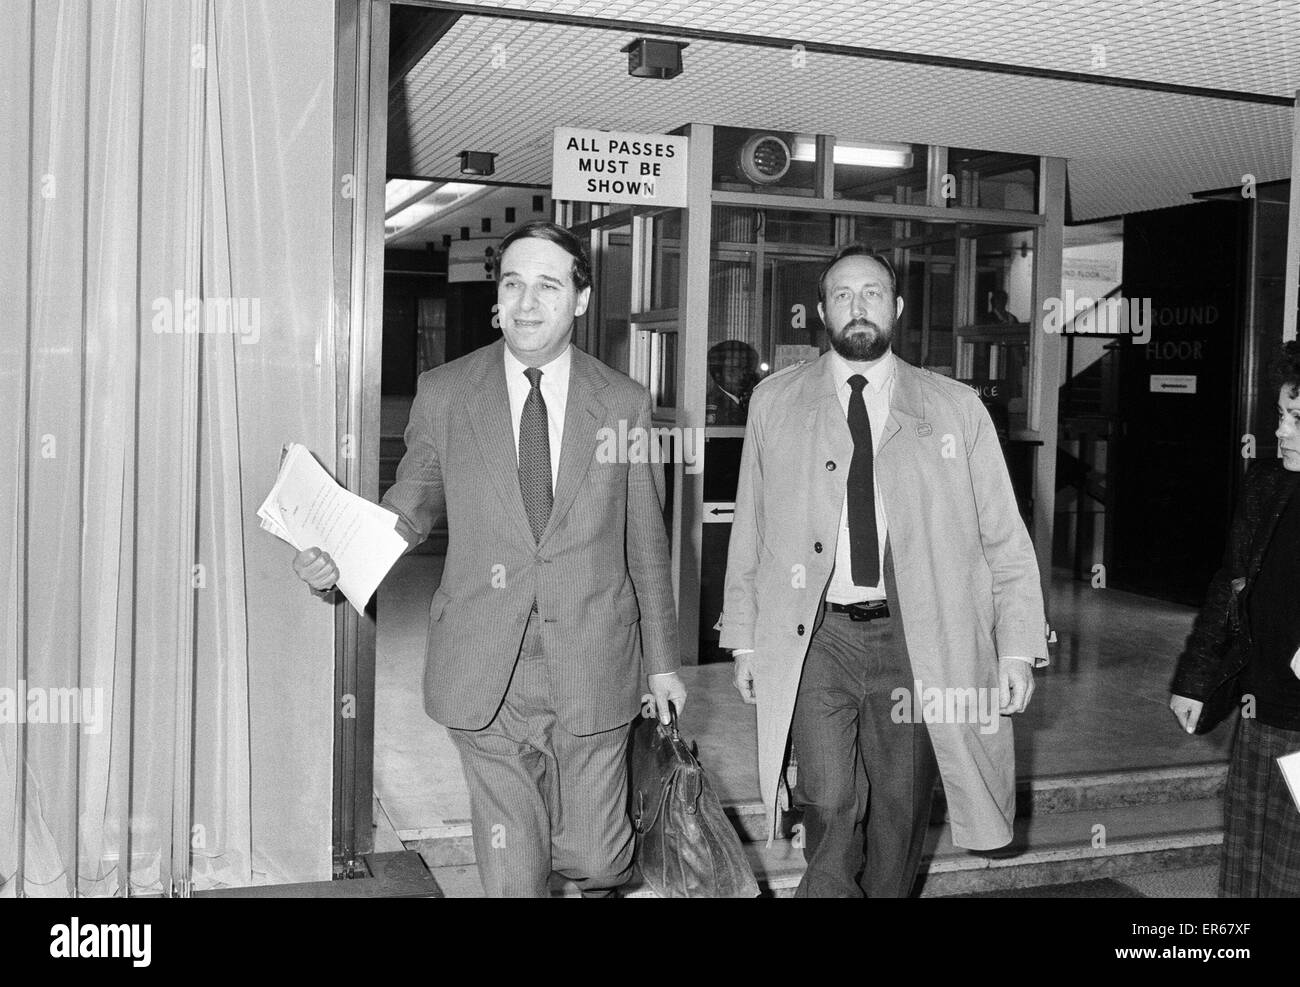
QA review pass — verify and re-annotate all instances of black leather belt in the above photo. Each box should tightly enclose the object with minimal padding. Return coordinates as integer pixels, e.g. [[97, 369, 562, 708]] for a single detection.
[[825, 600, 890, 621]]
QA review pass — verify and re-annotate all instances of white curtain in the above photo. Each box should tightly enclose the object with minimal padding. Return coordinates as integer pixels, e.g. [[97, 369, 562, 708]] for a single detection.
[[1, 0, 340, 896]]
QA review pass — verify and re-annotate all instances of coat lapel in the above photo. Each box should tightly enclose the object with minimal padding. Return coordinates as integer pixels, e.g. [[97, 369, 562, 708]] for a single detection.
[[541, 347, 607, 545], [466, 341, 535, 546], [797, 353, 852, 534], [797, 353, 852, 460], [797, 349, 927, 462], [880, 356, 927, 456]]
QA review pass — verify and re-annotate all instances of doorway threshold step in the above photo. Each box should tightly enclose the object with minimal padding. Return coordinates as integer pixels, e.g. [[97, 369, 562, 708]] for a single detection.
[[404, 761, 1226, 866], [726, 761, 1226, 842], [422, 795, 1222, 898]]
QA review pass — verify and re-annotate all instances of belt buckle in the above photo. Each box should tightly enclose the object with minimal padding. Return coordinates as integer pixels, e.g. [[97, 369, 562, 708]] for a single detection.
[[848, 601, 887, 622]]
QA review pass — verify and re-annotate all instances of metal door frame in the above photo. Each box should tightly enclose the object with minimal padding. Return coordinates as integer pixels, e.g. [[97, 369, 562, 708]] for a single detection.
[[331, 0, 389, 875]]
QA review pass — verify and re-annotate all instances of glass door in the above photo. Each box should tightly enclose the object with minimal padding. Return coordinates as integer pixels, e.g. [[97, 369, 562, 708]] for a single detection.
[[766, 253, 829, 371], [953, 224, 1038, 433], [592, 222, 633, 376]]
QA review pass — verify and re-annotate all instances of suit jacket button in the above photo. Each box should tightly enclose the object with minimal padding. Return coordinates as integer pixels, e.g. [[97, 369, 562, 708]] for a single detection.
[[796, 624, 805, 635], [814, 542, 823, 553], [825, 461, 836, 471]]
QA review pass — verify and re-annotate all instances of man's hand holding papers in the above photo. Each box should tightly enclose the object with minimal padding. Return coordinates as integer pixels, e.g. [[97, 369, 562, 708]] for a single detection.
[[259, 442, 409, 614]]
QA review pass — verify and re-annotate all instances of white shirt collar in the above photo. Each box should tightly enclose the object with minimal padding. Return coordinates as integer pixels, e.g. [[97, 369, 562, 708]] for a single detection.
[[830, 346, 895, 396], [504, 341, 571, 385]]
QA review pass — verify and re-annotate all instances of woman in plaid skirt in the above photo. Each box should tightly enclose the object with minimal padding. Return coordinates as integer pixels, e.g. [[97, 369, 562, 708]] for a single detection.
[[1171, 342, 1300, 897]]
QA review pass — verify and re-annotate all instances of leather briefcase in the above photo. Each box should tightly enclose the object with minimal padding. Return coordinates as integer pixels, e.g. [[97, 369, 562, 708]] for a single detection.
[[630, 703, 759, 898]]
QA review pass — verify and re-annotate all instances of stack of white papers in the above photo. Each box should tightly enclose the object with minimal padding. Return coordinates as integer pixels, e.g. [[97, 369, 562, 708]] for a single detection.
[[258, 443, 409, 615], [1279, 750, 1300, 813]]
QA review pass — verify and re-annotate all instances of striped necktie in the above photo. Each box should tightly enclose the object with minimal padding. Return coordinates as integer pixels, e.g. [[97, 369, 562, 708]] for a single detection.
[[519, 366, 553, 543]]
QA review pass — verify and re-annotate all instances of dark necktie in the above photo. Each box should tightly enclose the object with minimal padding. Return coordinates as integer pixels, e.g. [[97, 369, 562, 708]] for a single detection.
[[846, 374, 880, 587], [519, 367, 553, 543]]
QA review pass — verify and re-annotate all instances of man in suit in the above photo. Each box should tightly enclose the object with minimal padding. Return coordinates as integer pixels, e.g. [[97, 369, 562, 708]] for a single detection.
[[294, 221, 685, 897], [720, 244, 1046, 897]]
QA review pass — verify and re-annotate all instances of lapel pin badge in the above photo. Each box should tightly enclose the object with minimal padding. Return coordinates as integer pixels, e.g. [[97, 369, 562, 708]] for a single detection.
[[916, 422, 933, 437]]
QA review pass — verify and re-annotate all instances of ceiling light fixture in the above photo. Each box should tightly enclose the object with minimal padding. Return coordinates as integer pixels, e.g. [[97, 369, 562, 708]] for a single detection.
[[383, 180, 489, 243], [459, 150, 496, 176], [621, 38, 688, 79], [385, 179, 435, 216], [791, 137, 913, 169]]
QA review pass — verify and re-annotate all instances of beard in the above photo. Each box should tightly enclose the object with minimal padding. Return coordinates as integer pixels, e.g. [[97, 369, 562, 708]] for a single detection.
[[829, 317, 893, 362]]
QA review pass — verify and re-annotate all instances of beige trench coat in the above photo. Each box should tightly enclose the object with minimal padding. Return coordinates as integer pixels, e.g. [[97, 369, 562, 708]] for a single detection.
[[719, 351, 1047, 850]]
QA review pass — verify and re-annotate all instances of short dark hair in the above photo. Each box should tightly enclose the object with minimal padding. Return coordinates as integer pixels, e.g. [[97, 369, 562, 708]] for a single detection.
[[708, 339, 759, 371], [495, 220, 592, 292], [817, 244, 898, 304], [1268, 340, 1300, 400]]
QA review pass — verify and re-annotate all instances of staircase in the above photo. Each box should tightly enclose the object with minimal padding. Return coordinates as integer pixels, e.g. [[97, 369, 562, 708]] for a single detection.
[[416, 762, 1225, 897]]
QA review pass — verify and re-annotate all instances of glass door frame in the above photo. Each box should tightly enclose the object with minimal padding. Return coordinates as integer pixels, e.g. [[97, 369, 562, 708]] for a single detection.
[[571, 125, 1063, 662], [562, 201, 682, 414]]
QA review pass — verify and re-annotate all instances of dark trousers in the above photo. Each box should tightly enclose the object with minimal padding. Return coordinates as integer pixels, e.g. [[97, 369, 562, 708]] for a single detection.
[[790, 607, 938, 897], [446, 612, 635, 898]]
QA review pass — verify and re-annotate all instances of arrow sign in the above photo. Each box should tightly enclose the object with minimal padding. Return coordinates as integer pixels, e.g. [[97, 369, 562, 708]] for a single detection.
[[1149, 374, 1197, 394]]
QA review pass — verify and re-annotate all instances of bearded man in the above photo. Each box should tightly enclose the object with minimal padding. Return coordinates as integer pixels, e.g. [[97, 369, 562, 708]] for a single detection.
[[720, 244, 1047, 897]]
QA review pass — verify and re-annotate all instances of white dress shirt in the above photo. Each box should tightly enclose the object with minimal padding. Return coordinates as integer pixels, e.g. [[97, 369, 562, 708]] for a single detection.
[[504, 343, 569, 490], [825, 348, 893, 604]]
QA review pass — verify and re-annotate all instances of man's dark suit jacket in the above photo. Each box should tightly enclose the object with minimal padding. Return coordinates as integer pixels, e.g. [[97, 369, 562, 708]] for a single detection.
[[381, 340, 679, 736]]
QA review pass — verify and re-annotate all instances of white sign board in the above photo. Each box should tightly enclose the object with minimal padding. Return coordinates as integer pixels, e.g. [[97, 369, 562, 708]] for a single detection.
[[703, 502, 735, 524], [1150, 374, 1197, 395], [552, 128, 688, 207]]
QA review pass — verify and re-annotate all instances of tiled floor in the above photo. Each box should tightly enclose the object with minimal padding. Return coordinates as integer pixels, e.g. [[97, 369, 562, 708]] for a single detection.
[[373, 560, 1231, 843]]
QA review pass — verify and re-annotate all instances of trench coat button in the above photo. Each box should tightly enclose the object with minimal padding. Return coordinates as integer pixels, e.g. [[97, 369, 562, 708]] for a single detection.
[[825, 461, 836, 471], [796, 624, 805, 635], [814, 542, 823, 553]]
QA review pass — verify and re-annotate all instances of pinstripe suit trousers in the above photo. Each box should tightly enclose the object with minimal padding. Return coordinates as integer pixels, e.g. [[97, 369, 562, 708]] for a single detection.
[[446, 611, 636, 898]]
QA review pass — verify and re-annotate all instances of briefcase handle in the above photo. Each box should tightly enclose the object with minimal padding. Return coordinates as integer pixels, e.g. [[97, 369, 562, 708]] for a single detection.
[[666, 700, 680, 741]]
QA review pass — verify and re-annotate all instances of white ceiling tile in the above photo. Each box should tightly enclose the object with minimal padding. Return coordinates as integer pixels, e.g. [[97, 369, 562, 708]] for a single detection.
[[390, 7, 1299, 221], [421, 0, 1300, 96]]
